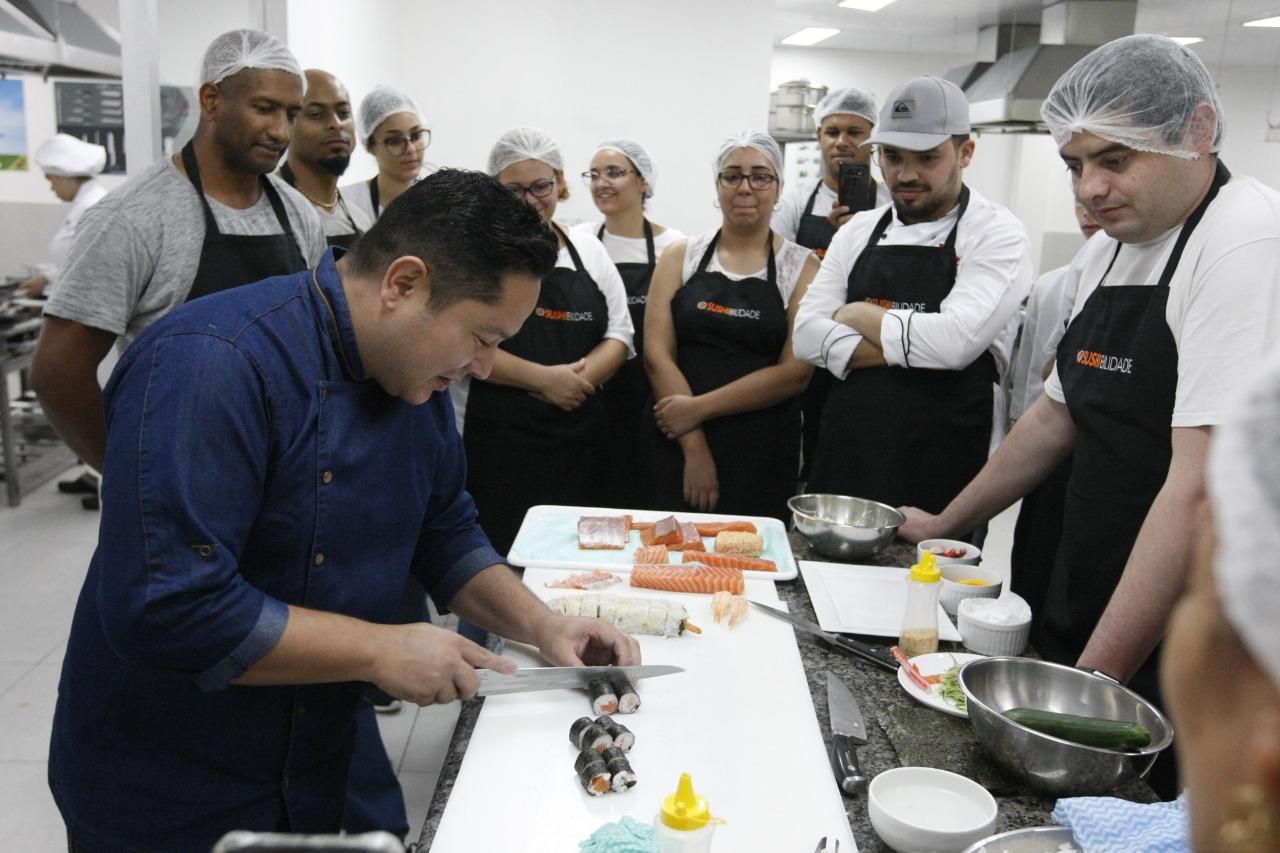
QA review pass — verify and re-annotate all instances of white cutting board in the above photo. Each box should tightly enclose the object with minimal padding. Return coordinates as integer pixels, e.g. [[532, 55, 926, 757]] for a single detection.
[[429, 568, 857, 852]]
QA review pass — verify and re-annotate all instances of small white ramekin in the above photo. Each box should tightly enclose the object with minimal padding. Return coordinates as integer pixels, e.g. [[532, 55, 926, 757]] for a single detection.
[[957, 594, 1032, 656]]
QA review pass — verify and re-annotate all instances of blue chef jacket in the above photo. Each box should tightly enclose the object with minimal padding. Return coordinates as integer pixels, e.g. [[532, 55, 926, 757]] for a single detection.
[[48, 250, 500, 852]]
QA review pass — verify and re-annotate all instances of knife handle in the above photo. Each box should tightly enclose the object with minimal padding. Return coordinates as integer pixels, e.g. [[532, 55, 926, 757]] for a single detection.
[[830, 733, 867, 795]]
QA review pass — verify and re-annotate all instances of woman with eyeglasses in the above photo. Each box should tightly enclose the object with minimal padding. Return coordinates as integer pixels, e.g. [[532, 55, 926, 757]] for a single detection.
[[341, 85, 431, 222], [458, 127, 633, 553], [572, 140, 685, 509], [643, 131, 818, 519]]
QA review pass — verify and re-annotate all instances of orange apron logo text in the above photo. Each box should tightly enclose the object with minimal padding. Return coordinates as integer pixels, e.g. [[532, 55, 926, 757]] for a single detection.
[[696, 300, 761, 320], [1075, 349, 1134, 374], [863, 297, 929, 311], [535, 307, 595, 322]]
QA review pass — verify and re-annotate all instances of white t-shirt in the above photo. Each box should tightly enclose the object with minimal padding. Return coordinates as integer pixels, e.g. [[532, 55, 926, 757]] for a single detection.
[[571, 221, 687, 266], [1008, 259, 1083, 422], [340, 167, 432, 222], [1043, 174, 1280, 428], [319, 190, 376, 239], [772, 176, 893, 244], [678, 231, 814, 307], [449, 225, 636, 436]]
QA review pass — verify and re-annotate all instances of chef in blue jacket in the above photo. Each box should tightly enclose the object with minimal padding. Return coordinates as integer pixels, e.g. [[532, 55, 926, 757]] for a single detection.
[[47, 170, 640, 852]]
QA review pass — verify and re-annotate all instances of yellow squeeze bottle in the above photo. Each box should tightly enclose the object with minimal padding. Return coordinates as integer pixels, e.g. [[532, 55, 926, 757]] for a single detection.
[[655, 772, 724, 852]]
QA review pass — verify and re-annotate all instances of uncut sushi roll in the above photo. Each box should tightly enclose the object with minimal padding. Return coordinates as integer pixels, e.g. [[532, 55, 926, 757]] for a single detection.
[[613, 677, 640, 714], [605, 752, 637, 792], [590, 677, 619, 715], [595, 715, 634, 752], [574, 751, 612, 797]]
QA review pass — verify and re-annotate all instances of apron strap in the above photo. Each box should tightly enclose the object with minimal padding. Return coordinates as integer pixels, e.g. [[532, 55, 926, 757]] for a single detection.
[[598, 220, 657, 266], [941, 185, 971, 253], [367, 176, 380, 217], [552, 223, 587, 272], [801, 181, 823, 217], [695, 229, 777, 283], [182, 141, 299, 247]]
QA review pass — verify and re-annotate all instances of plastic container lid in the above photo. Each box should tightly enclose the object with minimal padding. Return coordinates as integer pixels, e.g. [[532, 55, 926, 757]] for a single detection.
[[909, 550, 940, 584], [660, 773, 714, 830]]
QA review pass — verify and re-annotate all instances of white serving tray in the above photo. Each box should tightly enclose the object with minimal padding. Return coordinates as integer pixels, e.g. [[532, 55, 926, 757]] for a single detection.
[[506, 504, 799, 581], [800, 560, 962, 642], [429, 567, 856, 852]]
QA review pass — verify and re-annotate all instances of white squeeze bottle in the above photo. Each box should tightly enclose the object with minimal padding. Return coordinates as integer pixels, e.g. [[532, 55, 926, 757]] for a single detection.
[[899, 550, 941, 657], [655, 772, 723, 852]]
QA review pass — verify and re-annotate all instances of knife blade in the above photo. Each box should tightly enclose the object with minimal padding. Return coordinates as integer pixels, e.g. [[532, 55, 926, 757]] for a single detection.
[[826, 671, 869, 795], [475, 664, 684, 697], [750, 601, 896, 672]]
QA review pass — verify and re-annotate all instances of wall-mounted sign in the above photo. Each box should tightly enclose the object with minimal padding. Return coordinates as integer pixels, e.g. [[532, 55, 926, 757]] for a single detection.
[[0, 79, 30, 171], [55, 81, 197, 174]]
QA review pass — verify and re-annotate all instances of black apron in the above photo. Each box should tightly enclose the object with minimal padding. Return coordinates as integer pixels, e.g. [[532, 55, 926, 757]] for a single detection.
[[1037, 161, 1231, 675], [597, 221, 659, 509], [807, 187, 994, 516], [366, 176, 381, 219], [280, 162, 364, 251], [794, 182, 840, 255], [649, 231, 800, 521], [464, 225, 610, 553], [181, 142, 307, 302]]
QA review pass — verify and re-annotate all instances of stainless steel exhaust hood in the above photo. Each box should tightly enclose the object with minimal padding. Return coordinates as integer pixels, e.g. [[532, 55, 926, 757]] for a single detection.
[[966, 0, 1136, 132], [0, 0, 121, 79]]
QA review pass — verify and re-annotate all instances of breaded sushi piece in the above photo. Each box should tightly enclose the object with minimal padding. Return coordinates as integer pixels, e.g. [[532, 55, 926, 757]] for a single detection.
[[714, 530, 764, 557]]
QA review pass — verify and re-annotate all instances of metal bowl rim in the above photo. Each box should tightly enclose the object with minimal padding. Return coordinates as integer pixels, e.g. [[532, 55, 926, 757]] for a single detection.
[[957, 656, 1174, 755], [787, 493, 907, 528], [958, 825, 1076, 853]]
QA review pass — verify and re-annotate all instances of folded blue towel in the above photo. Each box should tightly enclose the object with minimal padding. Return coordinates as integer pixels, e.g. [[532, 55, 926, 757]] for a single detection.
[[579, 815, 659, 853], [1052, 792, 1189, 853]]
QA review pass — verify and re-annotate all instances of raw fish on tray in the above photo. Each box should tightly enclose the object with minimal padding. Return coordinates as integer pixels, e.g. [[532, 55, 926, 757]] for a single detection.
[[633, 545, 669, 564], [549, 593, 701, 637], [712, 591, 749, 628], [683, 551, 777, 573], [578, 515, 632, 549], [631, 563, 745, 595], [670, 522, 705, 552], [695, 520, 758, 536], [545, 569, 624, 590], [640, 516, 681, 547]]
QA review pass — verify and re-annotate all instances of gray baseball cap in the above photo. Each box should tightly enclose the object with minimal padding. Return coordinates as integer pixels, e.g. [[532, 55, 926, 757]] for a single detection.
[[863, 76, 971, 151]]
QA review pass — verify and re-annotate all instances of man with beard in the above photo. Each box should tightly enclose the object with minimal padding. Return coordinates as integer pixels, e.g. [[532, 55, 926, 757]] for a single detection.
[[793, 76, 1032, 521], [32, 29, 326, 486], [281, 69, 373, 249]]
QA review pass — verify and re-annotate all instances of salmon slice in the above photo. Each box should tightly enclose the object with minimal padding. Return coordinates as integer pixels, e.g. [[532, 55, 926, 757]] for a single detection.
[[633, 545, 669, 564], [644, 516, 682, 547], [693, 521, 758, 537], [631, 563, 745, 595], [683, 551, 777, 573], [578, 515, 631, 550], [545, 569, 623, 590], [630, 520, 654, 532], [668, 521, 704, 551]]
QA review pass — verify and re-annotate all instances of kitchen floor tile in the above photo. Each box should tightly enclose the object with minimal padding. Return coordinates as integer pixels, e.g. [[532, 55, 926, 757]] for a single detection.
[[397, 770, 439, 845], [0, 661, 33, 697], [399, 701, 460, 776], [0, 760, 64, 852], [374, 701, 419, 773], [0, 662, 61, 760]]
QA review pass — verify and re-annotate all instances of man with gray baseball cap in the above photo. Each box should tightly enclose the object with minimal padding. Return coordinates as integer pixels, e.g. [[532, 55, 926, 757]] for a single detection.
[[794, 76, 1032, 517]]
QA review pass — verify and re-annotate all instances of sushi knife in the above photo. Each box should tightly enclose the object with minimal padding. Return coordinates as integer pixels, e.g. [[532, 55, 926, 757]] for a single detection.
[[474, 664, 684, 697], [825, 671, 869, 795], [750, 601, 897, 672]]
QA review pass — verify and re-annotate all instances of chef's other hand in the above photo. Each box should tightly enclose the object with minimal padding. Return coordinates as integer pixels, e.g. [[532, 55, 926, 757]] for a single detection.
[[535, 614, 641, 668], [897, 506, 944, 543], [682, 445, 719, 511], [653, 394, 704, 439], [825, 205, 853, 230], [14, 275, 49, 298], [535, 360, 595, 411], [370, 622, 516, 706]]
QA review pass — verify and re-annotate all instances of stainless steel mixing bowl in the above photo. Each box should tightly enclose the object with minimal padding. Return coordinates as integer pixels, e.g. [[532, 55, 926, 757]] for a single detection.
[[959, 656, 1173, 796], [961, 826, 1079, 853], [787, 493, 905, 561]]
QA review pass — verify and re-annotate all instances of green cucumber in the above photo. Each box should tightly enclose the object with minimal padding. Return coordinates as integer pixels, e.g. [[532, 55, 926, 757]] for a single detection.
[[1003, 707, 1152, 750]]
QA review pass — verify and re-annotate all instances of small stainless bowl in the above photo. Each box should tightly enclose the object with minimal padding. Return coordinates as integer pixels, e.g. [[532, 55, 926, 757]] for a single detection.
[[959, 656, 1173, 796], [788, 493, 905, 561], [961, 826, 1078, 853]]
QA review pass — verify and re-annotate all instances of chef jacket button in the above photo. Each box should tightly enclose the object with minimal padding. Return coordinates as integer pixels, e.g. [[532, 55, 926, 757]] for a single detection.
[[194, 544, 214, 558], [319, 388, 328, 402], [314, 552, 325, 567], [322, 470, 333, 485]]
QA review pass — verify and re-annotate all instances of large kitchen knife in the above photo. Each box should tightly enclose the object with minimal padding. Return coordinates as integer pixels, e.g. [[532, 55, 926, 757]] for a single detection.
[[826, 671, 869, 795], [475, 664, 683, 697], [751, 601, 896, 672]]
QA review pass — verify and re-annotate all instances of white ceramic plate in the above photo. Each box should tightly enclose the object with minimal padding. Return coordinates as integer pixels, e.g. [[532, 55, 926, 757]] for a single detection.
[[507, 505, 798, 581], [896, 651, 984, 718], [799, 560, 963, 641]]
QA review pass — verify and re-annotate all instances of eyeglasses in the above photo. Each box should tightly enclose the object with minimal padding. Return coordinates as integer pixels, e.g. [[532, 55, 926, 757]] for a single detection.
[[377, 128, 431, 155], [504, 179, 558, 200], [718, 172, 778, 191], [581, 166, 637, 187]]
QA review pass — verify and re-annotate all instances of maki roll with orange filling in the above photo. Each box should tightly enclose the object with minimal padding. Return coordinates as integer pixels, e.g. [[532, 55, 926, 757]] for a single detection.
[[589, 678, 618, 715], [603, 747, 637, 792], [574, 749, 612, 797], [614, 677, 640, 714], [594, 715, 634, 752]]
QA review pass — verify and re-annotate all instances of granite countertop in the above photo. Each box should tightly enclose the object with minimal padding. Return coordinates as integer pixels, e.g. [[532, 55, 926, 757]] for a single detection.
[[416, 537, 1154, 851]]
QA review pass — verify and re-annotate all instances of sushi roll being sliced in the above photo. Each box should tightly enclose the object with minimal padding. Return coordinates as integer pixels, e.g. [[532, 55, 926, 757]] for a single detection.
[[574, 752, 612, 797], [595, 715, 634, 752], [589, 678, 619, 715], [605, 752, 637, 792], [613, 677, 640, 714]]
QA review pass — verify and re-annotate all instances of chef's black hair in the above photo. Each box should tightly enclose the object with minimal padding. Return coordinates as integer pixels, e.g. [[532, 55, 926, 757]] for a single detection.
[[346, 168, 558, 310]]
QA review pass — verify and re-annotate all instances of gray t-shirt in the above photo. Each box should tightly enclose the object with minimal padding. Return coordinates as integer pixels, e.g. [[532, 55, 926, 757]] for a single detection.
[[45, 156, 327, 350]]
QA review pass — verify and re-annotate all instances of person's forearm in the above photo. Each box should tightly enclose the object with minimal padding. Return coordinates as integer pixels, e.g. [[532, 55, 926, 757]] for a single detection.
[[580, 339, 628, 387], [33, 369, 107, 470], [485, 350, 547, 393], [934, 394, 1076, 535], [1077, 428, 1211, 681], [234, 605, 381, 685], [845, 338, 887, 371], [835, 301, 887, 349], [697, 362, 812, 421], [446, 563, 556, 645], [645, 348, 695, 400]]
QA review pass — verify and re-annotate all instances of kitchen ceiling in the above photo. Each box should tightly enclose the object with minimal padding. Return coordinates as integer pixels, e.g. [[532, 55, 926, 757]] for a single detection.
[[774, 0, 1280, 68]]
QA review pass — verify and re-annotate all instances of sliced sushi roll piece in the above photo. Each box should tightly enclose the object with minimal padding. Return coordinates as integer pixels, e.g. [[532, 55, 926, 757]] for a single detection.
[[576, 722, 612, 752], [574, 752, 612, 797], [569, 716, 597, 750], [613, 677, 640, 714], [601, 745, 627, 765], [605, 753, 637, 792], [590, 678, 619, 715], [595, 715, 634, 752]]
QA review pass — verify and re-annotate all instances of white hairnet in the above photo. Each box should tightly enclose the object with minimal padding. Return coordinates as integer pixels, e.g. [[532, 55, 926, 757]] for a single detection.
[[713, 131, 783, 178], [357, 85, 425, 146], [814, 87, 878, 126], [35, 133, 106, 177], [1209, 348, 1280, 688], [595, 139, 657, 198], [199, 29, 303, 88], [1041, 34, 1223, 160], [488, 127, 564, 177]]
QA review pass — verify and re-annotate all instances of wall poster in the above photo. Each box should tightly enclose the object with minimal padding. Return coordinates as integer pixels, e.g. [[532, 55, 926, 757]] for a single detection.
[[0, 78, 29, 171]]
